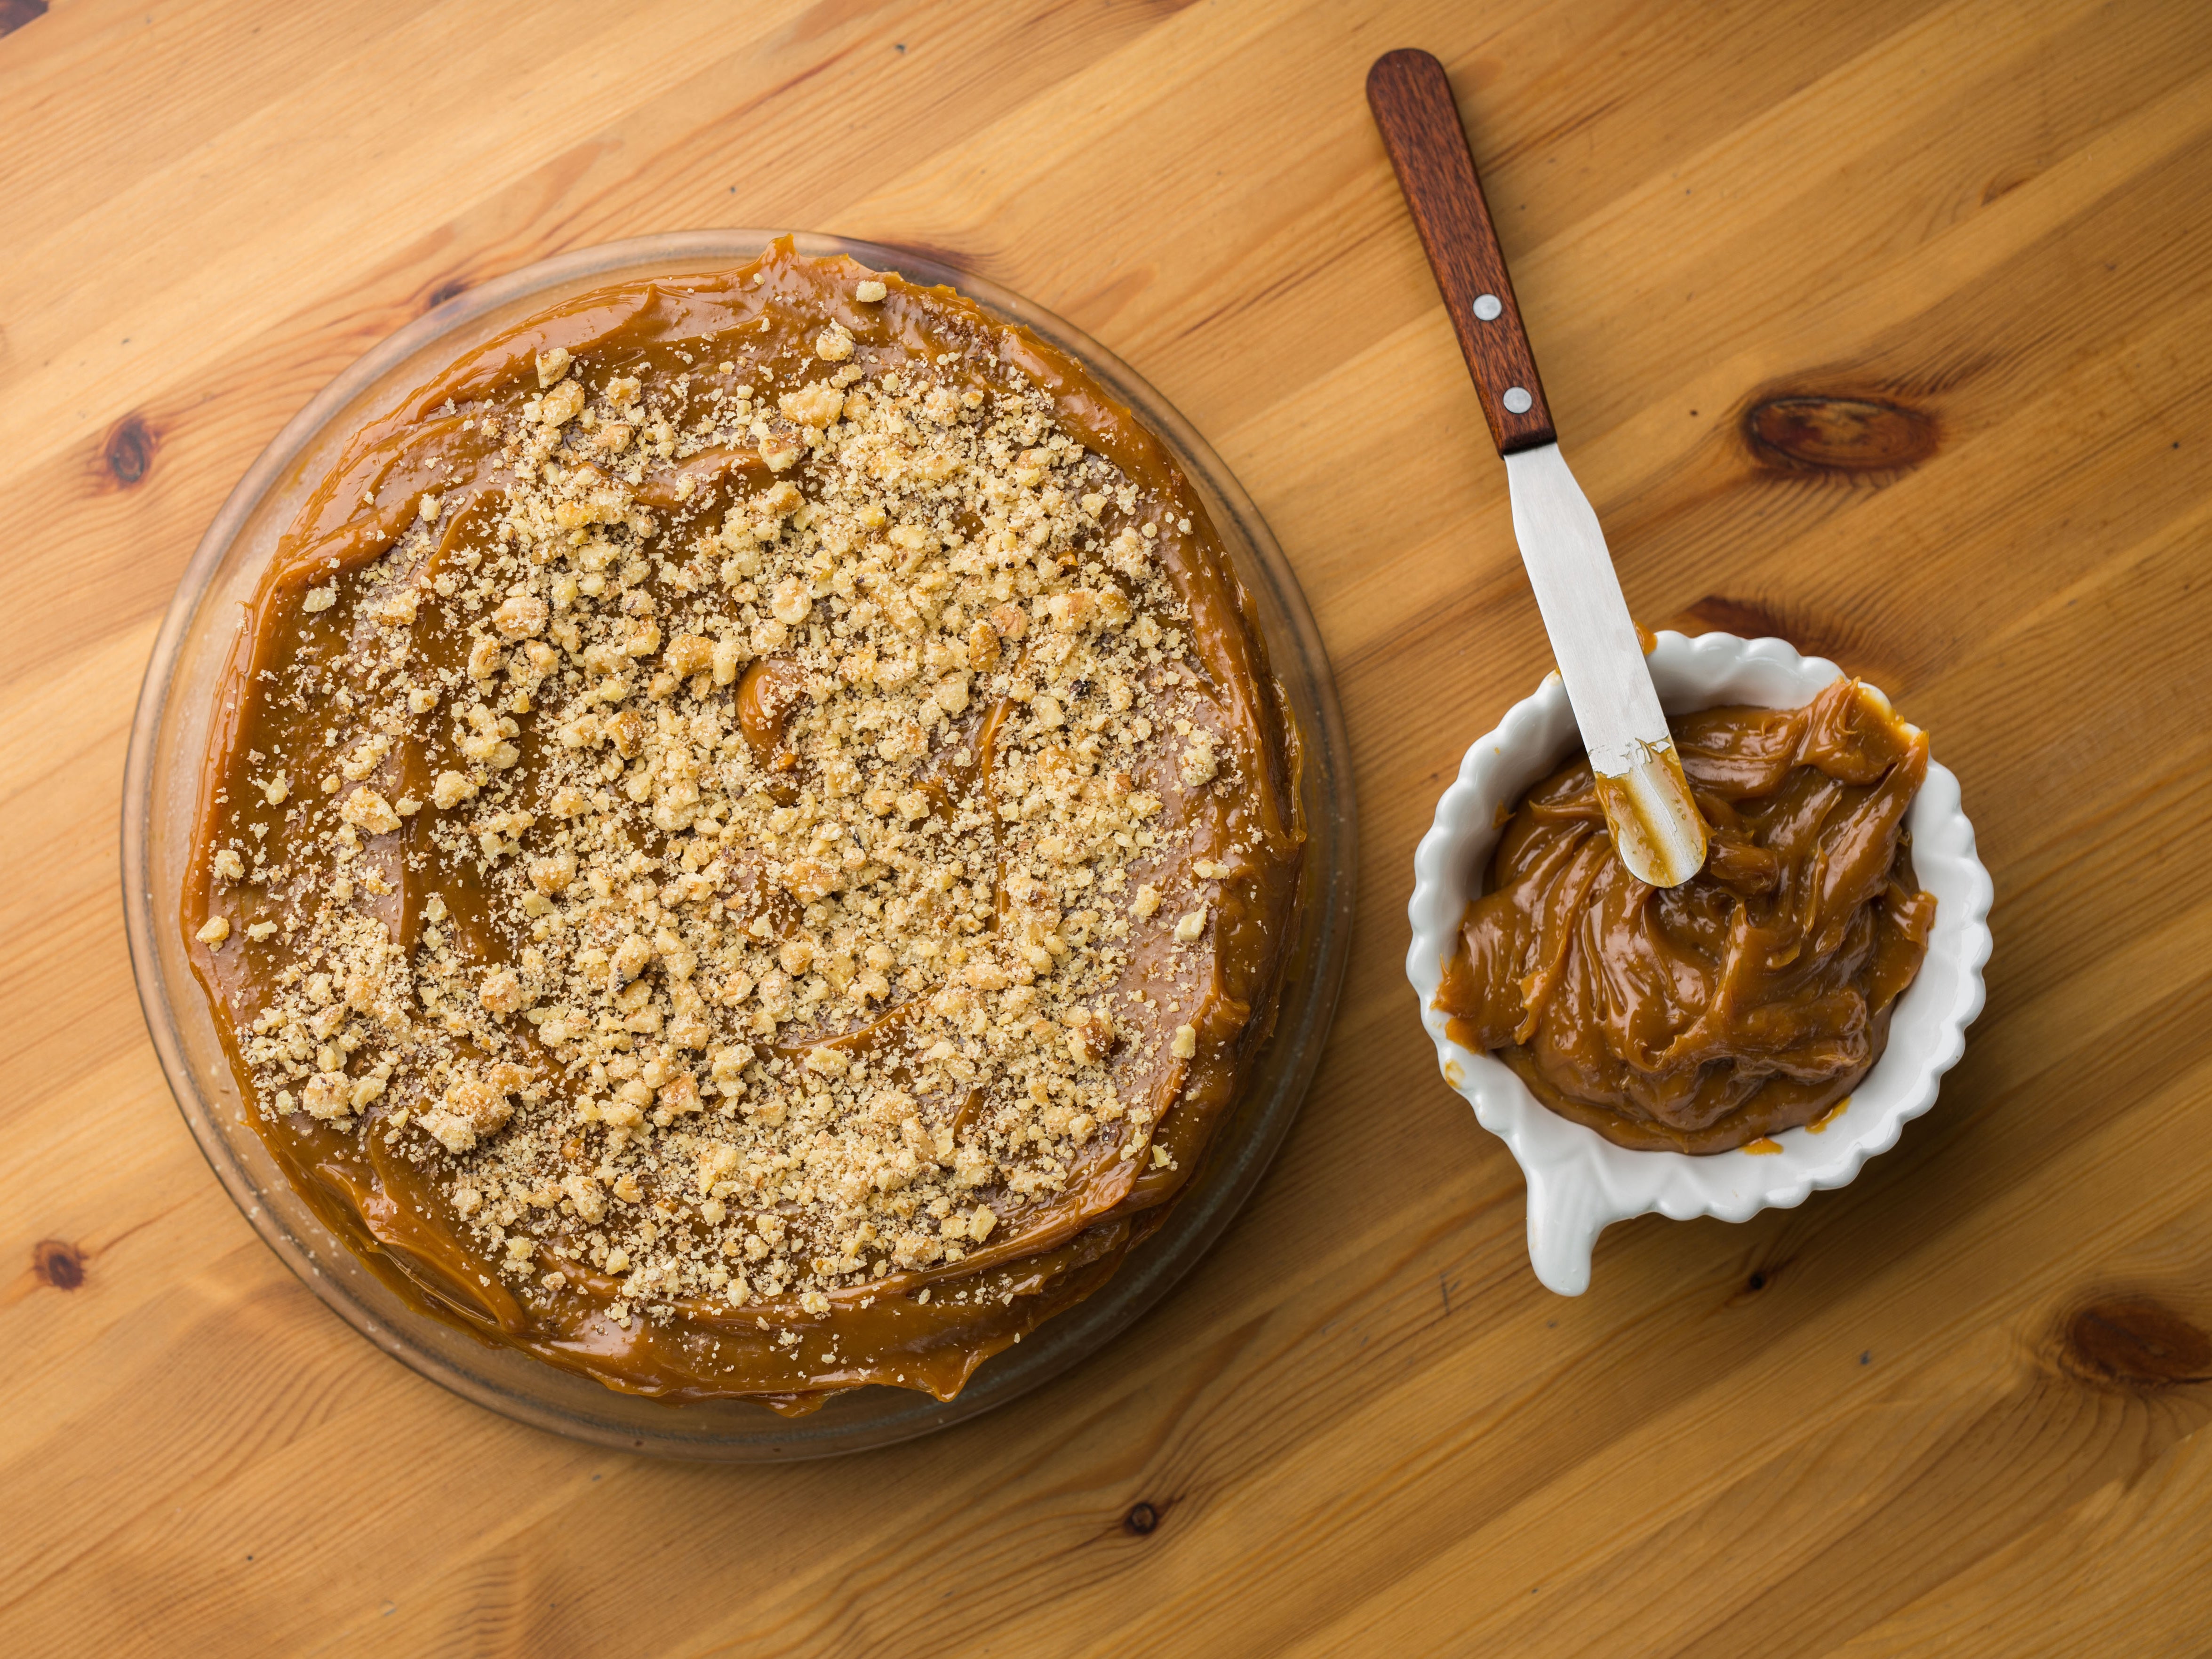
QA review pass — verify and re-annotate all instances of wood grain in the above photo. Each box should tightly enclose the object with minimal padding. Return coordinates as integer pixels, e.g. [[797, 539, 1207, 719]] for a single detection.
[[1367, 47, 1557, 454], [5, 1, 2212, 1655]]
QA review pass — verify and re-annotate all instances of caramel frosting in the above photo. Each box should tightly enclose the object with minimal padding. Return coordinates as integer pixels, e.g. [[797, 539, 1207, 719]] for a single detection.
[[184, 240, 1303, 1408], [1437, 678, 1934, 1153]]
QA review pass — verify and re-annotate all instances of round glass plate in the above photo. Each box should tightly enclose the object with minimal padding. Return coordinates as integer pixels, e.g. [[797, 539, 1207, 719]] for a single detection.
[[121, 231, 1355, 1459]]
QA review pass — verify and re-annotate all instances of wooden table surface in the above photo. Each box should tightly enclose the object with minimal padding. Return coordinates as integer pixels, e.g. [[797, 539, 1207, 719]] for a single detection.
[[8, 1, 2212, 1653]]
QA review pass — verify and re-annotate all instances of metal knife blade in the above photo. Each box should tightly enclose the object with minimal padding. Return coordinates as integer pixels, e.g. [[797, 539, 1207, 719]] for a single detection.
[[1502, 443, 1666, 775], [1504, 443, 1708, 887]]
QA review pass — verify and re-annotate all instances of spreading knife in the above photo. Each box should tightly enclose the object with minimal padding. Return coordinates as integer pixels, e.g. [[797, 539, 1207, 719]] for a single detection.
[[1366, 47, 1709, 888]]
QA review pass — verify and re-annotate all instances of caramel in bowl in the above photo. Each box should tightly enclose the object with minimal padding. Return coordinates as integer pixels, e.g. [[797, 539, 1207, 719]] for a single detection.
[[1406, 631, 1991, 1294]]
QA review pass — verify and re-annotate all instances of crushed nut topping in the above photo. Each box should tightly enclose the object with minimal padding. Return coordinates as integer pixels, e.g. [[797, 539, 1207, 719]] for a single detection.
[[186, 245, 1300, 1380]]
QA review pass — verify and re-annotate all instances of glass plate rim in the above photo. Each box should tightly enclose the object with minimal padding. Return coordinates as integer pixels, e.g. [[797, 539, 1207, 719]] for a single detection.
[[120, 229, 1356, 1459]]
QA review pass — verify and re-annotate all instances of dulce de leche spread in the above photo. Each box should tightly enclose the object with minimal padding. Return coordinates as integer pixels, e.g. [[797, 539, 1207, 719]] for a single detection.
[[184, 240, 1303, 1410], [1437, 678, 1935, 1153]]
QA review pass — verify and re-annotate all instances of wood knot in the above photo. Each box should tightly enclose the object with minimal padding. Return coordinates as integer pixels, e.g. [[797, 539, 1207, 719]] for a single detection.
[[103, 414, 156, 488], [1681, 595, 1789, 643], [0, 1, 50, 42], [1725, 1254, 1791, 1308], [1122, 1500, 1161, 1536], [2060, 1298, 2211, 1390], [1744, 395, 1937, 475], [424, 277, 471, 312], [32, 1238, 83, 1291], [1675, 594, 1901, 693]]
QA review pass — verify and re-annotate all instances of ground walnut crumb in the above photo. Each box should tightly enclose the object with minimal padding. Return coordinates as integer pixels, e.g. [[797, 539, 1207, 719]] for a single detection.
[[184, 240, 1301, 1400]]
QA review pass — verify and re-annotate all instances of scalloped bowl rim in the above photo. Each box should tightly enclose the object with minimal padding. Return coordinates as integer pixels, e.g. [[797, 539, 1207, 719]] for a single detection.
[[1404, 630, 1993, 1294]]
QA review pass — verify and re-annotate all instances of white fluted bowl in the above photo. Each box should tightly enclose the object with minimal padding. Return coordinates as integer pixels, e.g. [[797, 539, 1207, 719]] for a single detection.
[[1406, 631, 1993, 1293]]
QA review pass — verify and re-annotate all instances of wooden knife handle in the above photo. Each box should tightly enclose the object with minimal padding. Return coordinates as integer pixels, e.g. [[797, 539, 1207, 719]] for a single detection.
[[1366, 48, 1556, 455]]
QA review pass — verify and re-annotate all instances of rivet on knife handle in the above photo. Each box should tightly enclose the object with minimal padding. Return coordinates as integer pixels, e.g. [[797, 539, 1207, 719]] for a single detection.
[[1365, 47, 1556, 456]]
